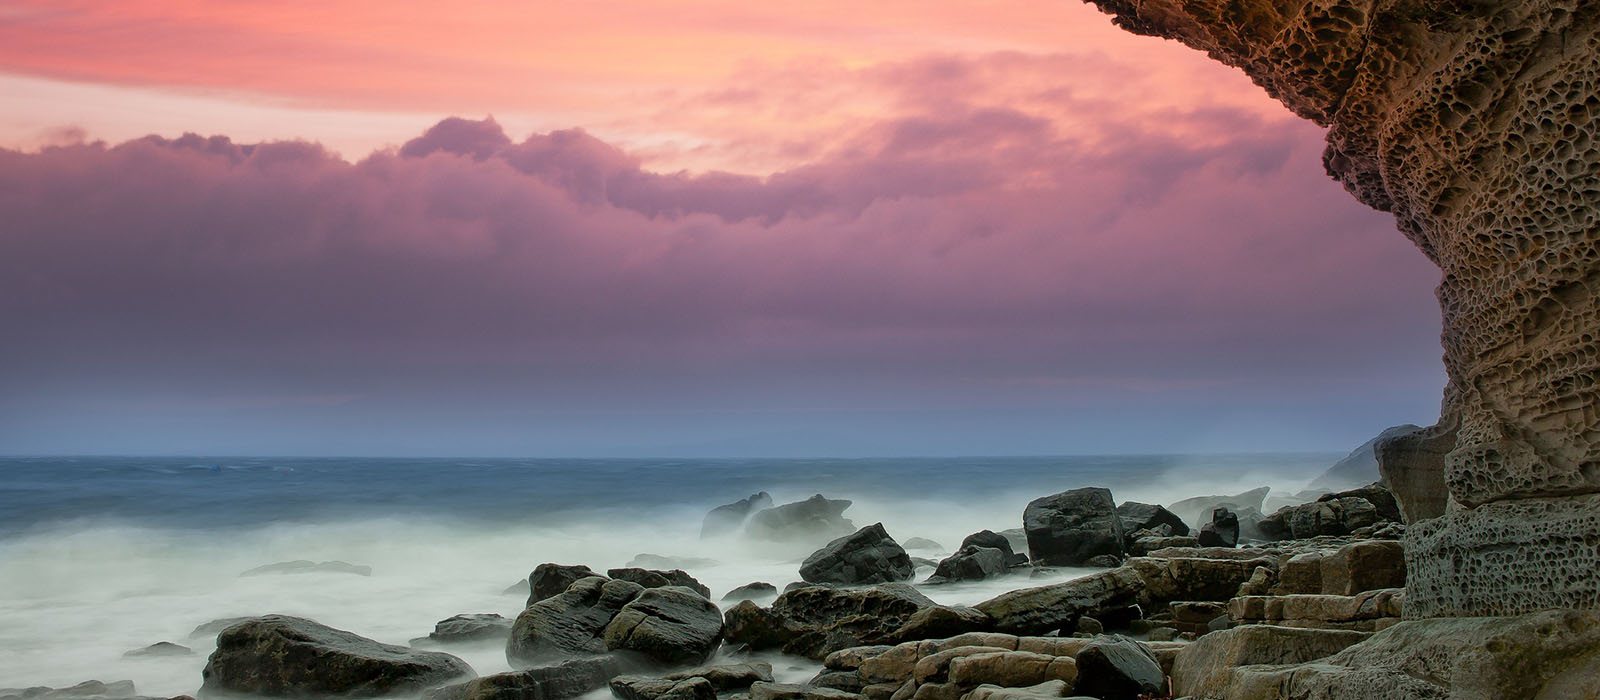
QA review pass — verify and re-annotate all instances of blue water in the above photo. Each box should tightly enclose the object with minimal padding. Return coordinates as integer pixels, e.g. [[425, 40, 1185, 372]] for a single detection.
[[0, 453, 1338, 537]]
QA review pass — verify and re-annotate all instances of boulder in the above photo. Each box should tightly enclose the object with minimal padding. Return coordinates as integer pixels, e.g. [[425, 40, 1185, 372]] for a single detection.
[[724, 583, 935, 659], [200, 615, 473, 697], [902, 537, 943, 551], [607, 568, 712, 599], [1228, 589, 1405, 632], [0, 682, 143, 700], [974, 567, 1144, 635], [418, 614, 512, 645], [799, 523, 914, 585], [1195, 507, 1239, 548], [963, 681, 1072, 700], [428, 656, 620, 700], [609, 676, 716, 700], [1375, 421, 1455, 523], [947, 651, 1077, 688], [1167, 487, 1269, 530], [1022, 488, 1125, 567], [702, 492, 773, 538], [528, 564, 600, 607], [1170, 625, 1369, 698], [123, 642, 191, 658], [926, 546, 1008, 583], [1071, 635, 1164, 700], [959, 530, 1029, 567], [507, 576, 645, 667], [664, 662, 773, 690], [997, 529, 1029, 555], [1308, 425, 1423, 491], [744, 495, 855, 544], [1257, 497, 1381, 540], [722, 582, 779, 602], [1318, 540, 1405, 596], [1114, 502, 1189, 540], [888, 606, 992, 642], [238, 560, 371, 577], [603, 586, 724, 666], [1124, 555, 1273, 609], [1319, 483, 1402, 523]]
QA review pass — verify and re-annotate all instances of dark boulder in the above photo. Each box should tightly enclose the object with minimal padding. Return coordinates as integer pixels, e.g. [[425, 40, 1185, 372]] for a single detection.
[[1115, 502, 1190, 540], [926, 546, 1008, 583], [428, 656, 621, 700], [607, 568, 712, 599], [721, 582, 779, 602], [507, 577, 644, 668], [200, 615, 472, 697], [743, 495, 855, 543], [609, 677, 716, 700], [724, 583, 935, 659], [799, 523, 914, 585], [885, 605, 992, 642], [1258, 486, 1392, 540], [528, 564, 600, 607], [1320, 483, 1403, 523], [663, 662, 773, 690], [603, 587, 724, 666], [1072, 635, 1165, 700], [701, 493, 774, 539], [1023, 488, 1125, 567], [959, 530, 1028, 567], [974, 567, 1145, 635], [1195, 508, 1240, 548], [418, 614, 512, 645]]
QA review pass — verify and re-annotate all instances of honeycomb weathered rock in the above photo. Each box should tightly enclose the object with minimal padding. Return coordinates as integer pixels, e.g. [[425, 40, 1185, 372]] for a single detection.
[[1080, 0, 1600, 617]]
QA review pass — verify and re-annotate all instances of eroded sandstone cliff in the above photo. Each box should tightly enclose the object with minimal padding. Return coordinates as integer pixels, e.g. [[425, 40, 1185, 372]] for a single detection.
[[1080, 0, 1600, 616]]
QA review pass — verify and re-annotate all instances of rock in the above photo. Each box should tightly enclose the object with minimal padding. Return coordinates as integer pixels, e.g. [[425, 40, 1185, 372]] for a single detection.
[[1146, 627, 1176, 642], [421, 614, 512, 645], [503, 579, 531, 597], [974, 566, 1144, 635], [926, 546, 1008, 583], [201, 615, 473, 697], [947, 651, 1077, 688], [959, 530, 1029, 567], [664, 662, 773, 690], [1127, 535, 1196, 556], [607, 568, 712, 599], [1318, 540, 1405, 596], [190, 617, 255, 640], [963, 681, 1071, 700], [725, 583, 935, 659], [888, 606, 992, 642], [1022, 488, 1125, 567], [702, 492, 774, 538], [528, 563, 600, 606], [609, 676, 717, 700], [1308, 425, 1423, 491], [626, 554, 719, 570], [1376, 420, 1456, 523], [997, 529, 1029, 555], [507, 576, 644, 667], [1166, 487, 1269, 530], [428, 656, 620, 700], [1073, 617, 1102, 635], [824, 646, 893, 672], [809, 671, 867, 693], [1195, 507, 1239, 548], [910, 557, 939, 569], [238, 560, 371, 577], [1170, 624, 1369, 698], [123, 642, 191, 658], [1071, 635, 1164, 700], [1125, 554, 1276, 608], [1319, 483, 1402, 523], [1114, 502, 1189, 540], [603, 586, 724, 666], [1257, 497, 1381, 540], [748, 684, 859, 700], [799, 523, 914, 585], [1229, 589, 1405, 632], [744, 495, 855, 544], [722, 582, 779, 601], [902, 537, 943, 551], [0, 682, 142, 700]]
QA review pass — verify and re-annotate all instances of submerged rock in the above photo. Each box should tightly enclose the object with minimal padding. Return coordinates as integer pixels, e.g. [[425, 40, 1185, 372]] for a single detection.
[[724, 583, 935, 659], [190, 617, 255, 640], [200, 615, 472, 697], [663, 662, 773, 690], [418, 614, 513, 645], [902, 537, 944, 551], [528, 563, 601, 607], [606, 568, 712, 599], [507, 576, 644, 668], [603, 586, 724, 666], [959, 530, 1029, 567], [0, 681, 143, 700], [927, 546, 1008, 583], [609, 676, 716, 700], [626, 554, 719, 570], [238, 560, 371, 577], [123, 642, 191, 658], [743, 495, 855, 544], [1023, 488, 1125, 567], [800, 523, 915, 585], [701, 492, 773, 539], [721, 582, 778, 602]]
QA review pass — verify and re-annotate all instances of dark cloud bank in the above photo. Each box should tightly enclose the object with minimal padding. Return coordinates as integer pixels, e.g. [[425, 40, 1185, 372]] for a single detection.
[[0, 102, 1445, 456]]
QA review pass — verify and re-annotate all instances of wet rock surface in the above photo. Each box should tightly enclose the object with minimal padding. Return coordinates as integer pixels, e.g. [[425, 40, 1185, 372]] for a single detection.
[[1023, 488, 1125, 567], [201, 615, 473, 697], [799, 523, 914, 585], [507, 576, 644, 667]]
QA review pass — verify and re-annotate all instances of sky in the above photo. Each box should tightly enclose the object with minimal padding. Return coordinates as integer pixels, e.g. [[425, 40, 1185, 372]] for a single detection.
[[0, 1, 1447, 457]]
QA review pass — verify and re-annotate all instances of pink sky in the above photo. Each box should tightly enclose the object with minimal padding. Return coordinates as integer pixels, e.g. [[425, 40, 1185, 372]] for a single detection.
[[0, 2, 1446, 456]]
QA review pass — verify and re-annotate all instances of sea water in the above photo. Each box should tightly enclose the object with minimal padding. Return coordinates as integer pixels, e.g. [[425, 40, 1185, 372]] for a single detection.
[[0, 454, 1337, 694]]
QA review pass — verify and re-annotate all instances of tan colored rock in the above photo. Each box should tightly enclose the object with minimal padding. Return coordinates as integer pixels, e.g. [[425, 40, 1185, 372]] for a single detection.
[[1376, 420, 1457, 523], [1229, 589, 1404, 632], [1170, 625, 1369, 698], [1272, 551, 1324, 595], [913, 646, 1012, 685], [946, 651, 1076, 688], [1126, 555, 1272, 609], [1079, 0, 1600, 617], [1318, 540, 1404, 596], [973, 568, 1143, 635], [962, 680, 1070, 700]]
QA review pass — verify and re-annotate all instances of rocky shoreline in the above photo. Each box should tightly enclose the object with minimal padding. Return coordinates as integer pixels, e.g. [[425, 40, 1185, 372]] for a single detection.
[[23, 470, 1569, 700]]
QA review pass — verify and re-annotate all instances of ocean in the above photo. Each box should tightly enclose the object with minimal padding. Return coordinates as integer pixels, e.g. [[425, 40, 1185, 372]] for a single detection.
[[0, 453, 1338, 694]]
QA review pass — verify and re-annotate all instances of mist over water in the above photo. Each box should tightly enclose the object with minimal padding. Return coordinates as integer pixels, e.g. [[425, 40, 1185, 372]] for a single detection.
[[0, 454, 1337, 694]]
